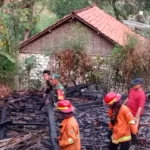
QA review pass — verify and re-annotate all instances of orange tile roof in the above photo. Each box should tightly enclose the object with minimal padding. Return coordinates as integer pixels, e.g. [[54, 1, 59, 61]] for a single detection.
[[73, 5, 146, 46], [20, 4, 147, 49]]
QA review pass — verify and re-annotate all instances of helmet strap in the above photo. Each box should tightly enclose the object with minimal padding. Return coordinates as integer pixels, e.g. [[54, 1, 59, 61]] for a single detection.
[[58, 112, 74, 120]]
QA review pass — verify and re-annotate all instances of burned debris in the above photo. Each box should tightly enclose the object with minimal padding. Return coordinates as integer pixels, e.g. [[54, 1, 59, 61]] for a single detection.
[[0, 92, 49, 150], [0, 88, 150, 150]]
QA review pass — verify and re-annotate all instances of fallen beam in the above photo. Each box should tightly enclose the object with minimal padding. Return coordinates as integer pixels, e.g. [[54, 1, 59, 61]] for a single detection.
[[75, 100, 101, 108], [0, 109, 6, 139], [0, 120, 12, 127], [10, 123, 48, 126], [0, 121, 48, 127]]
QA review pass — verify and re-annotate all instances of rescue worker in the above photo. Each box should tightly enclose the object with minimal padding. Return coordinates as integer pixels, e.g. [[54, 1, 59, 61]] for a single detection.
[[123, 78, 146, 127], [51, 74, 65, 101], [104, 92, 138, 150], [42, 70, 53, 105], [50, 74, 66, 136], [57, 100, 81, 150]]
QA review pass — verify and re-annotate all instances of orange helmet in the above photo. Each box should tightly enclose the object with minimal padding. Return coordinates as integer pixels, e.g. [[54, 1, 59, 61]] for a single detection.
[[57, 100, 75, 113], [104, 92, 121, 105]]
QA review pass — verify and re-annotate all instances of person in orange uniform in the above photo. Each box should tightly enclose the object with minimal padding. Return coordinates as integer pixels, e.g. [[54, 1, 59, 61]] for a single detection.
[[57, 100, 81, 150], [104, 92, 138, 150]]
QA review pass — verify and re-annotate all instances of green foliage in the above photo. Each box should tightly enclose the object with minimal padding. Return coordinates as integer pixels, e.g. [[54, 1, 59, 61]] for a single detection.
[[109, 36, 150, 91], [24, 55, 37, 74], [31, 14, 58, 36], [122, 3, 135, 17], [136, 0, 150, 11], [112, 36, 138, 57], [139, 29, 150, 39], [0, 17, 16, 63], [87, 55, 105, 90], [19, 55, 42, 90], [49, 0, 90, 18], [0, 0, 48, 88], [0, 55, 18, 86], [0, 15, 18, 88]]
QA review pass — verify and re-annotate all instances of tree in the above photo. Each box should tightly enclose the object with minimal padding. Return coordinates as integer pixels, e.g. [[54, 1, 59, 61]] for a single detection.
[[0, 0, 47, 87], [48, 0, 90, 18], [0, 0, 47, 42], [0, 17, 16, 62]]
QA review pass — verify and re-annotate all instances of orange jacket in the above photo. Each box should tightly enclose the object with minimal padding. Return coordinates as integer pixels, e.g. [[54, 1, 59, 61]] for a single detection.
[[108, 105, 138, 144], [58, 116, 81, 150]]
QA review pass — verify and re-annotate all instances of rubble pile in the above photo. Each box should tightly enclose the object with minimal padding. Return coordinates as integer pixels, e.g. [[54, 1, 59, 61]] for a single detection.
[[0, 91, 49, 150], [0, 91, 149, 150], [76, 98, 150, 150], [75, 102, 109, 150]]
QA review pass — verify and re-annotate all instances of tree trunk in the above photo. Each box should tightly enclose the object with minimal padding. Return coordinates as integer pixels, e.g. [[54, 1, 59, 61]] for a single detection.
[[112, 0, 121, 21], [23, 29, 30, 41], [93, 0, 99, 5]]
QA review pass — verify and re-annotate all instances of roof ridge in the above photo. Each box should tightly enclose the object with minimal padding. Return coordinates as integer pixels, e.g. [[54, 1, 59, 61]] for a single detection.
[[72, 3, 96, 15]]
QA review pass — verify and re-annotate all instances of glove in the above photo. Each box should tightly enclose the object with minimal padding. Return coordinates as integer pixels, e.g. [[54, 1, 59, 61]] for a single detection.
[[107, 130, 113, 139], [131, 133, 137, 145]]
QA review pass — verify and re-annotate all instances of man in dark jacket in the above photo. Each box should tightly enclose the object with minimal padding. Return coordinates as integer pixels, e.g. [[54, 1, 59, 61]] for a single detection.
[[43, 70, 53, 104]]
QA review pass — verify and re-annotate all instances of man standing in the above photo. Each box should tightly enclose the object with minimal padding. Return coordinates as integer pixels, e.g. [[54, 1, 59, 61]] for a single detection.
[[57, 100, 81, 150], [104, 92, 137, 150], [42, 70, 53, 105], [123, 78, 146, 126], [51, 74, 65, 101]]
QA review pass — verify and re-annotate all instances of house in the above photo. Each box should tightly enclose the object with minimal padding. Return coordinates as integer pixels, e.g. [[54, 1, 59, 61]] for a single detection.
[[19, 4, 146, 77]]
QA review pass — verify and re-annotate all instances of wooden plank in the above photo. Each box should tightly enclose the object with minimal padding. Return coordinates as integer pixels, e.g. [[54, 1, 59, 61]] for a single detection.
[[0, 109, 6, 139]]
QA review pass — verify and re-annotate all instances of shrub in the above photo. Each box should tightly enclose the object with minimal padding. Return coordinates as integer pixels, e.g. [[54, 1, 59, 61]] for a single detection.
[[109, 36, 150, 91], [0, 84, 11, 99]]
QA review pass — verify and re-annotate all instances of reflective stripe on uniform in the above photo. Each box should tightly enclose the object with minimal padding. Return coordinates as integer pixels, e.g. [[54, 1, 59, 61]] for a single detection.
[[58, 106, 68, 110], [129, 120, 135, 124], [108, 98, 117, 105], [68, 138, 74, 144], [76, 135, 80, 138], [112, 135, 131, 144]]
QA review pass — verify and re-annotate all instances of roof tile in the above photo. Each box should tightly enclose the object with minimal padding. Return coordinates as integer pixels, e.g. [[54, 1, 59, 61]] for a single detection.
[[76, 5, 148, 46], [20, 5, 147, 49]]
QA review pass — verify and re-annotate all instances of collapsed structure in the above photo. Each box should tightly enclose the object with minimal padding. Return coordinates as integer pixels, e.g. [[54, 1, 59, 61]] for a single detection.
[[0, 89, 150, 150]]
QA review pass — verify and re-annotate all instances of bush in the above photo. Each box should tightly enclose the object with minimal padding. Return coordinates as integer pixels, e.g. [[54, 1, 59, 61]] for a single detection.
[[0, 55, 18, 88], [109, 36, 150, 91], [0, 84, 11, 99], [54, 49, 92, 85]]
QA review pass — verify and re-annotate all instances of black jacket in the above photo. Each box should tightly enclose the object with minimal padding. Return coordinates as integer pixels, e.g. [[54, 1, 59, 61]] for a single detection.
[[45, 80, 53, 94]]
